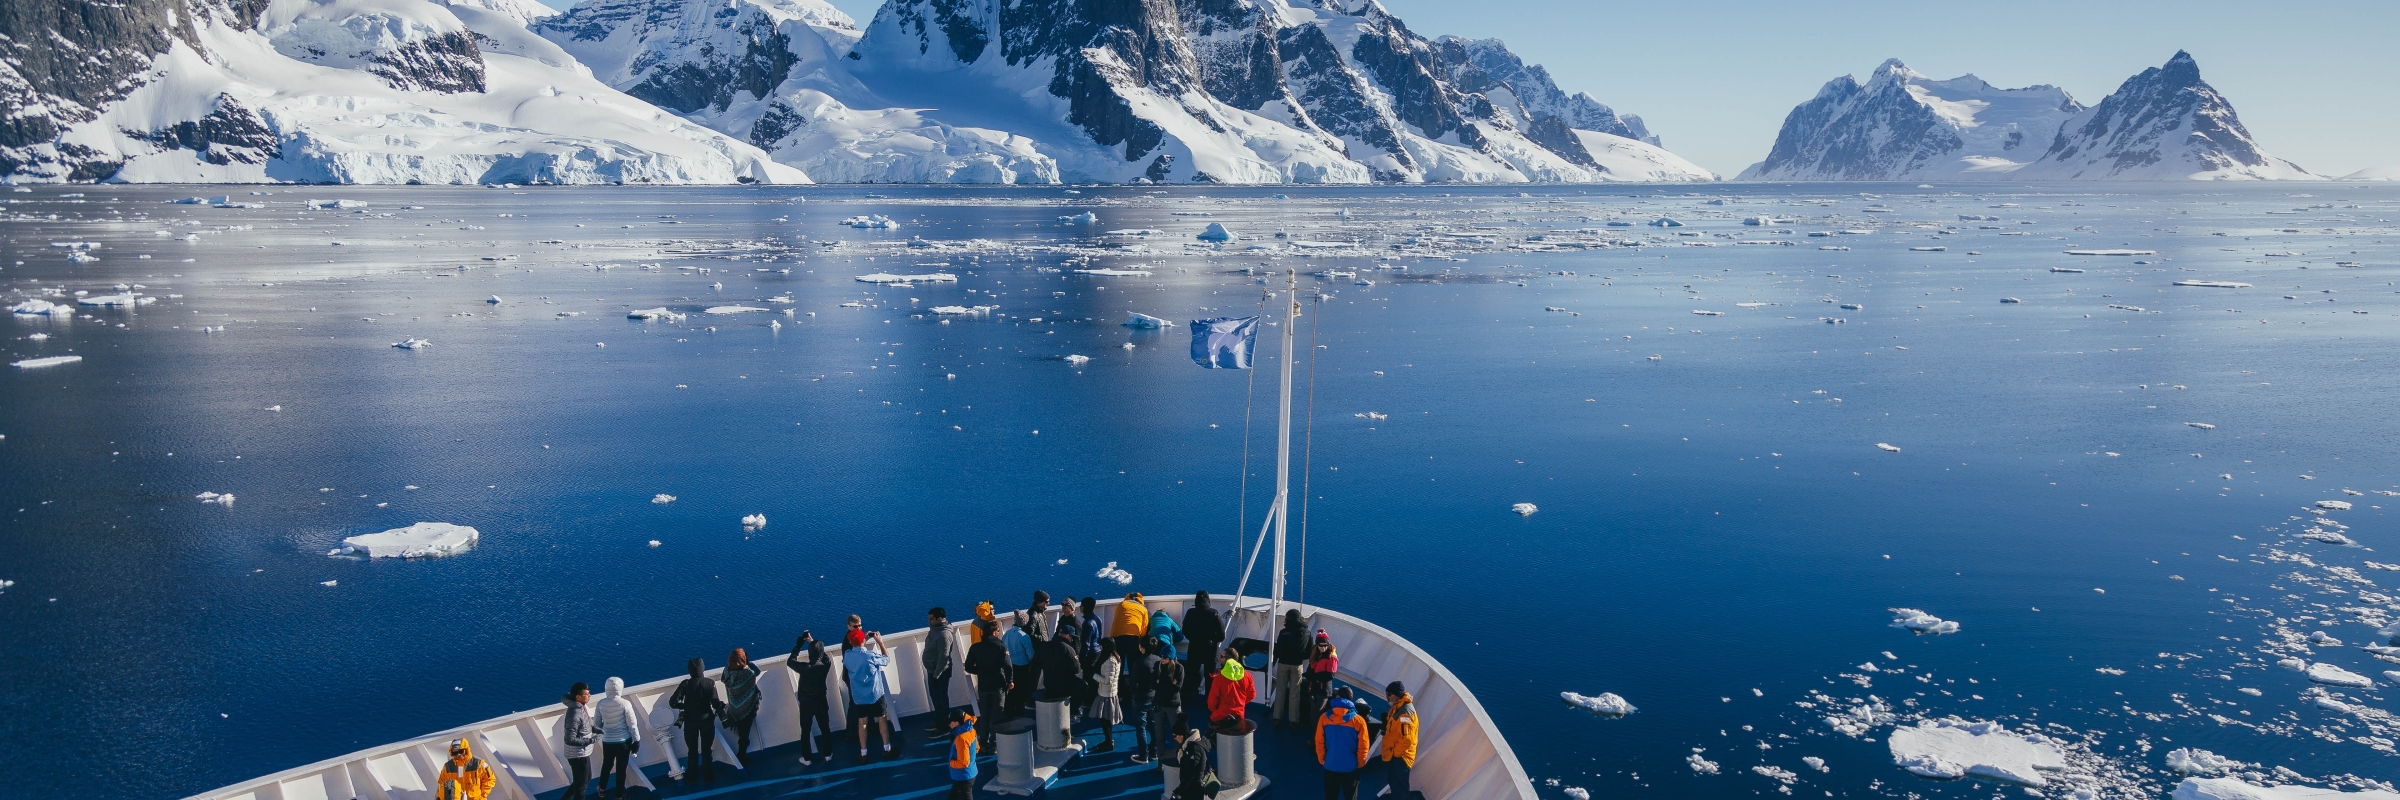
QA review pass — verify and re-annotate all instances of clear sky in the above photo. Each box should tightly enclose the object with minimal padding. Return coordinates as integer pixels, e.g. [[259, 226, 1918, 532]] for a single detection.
[[666, 0, 2400, 178]]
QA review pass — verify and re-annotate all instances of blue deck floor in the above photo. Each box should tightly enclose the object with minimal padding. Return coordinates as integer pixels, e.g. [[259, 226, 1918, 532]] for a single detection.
[[548, 693, 1397, 800]]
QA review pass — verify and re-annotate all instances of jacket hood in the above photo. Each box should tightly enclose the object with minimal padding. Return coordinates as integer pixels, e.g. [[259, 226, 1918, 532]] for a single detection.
[[1219, 660, 1247, 682], [1325, 697, 1354, 719], [604, 677, 624, 698]]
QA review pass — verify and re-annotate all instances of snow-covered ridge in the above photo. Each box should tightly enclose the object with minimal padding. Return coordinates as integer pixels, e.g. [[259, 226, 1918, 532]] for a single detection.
[[1745, 52, 2318, 182]]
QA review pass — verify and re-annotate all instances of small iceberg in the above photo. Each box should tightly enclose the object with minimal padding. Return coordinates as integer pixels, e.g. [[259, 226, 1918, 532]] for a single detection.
[[1890, 608, 1958, 634], [1647, 218, 1684, 227], [1124, 312, 1172, 329], [486, 296, 502, 304], [854, 272, 958, 284], [195, 492, 235, 506], [1074, 267, 1154, 276], [1512, 502, 1539, 516], [2315, 500, 2352, 510], [392, 338, 432, 350], [338, 522, 479, 559], [2305, 662, 2373, 688], [1875, 443, 1901, 453], [2000, 297, 2023, 304], [628, 308, 683, 321], [1095, 561, 1133, 585], [1561, 691, 1634, 716], [1064, 354, 1091, 365], [10, 355, 82, 369], [1059, 212, 1099, 224], [841, 215, 900, 229], [10, 299, 67, 315], [2049, 267, 2086, 273], [2173, 280, 2252, 289], [2064, 249, 2156, 256], [2164, 748, 2248, 776], [652, 494, 676, 504], [705, 305, 769, 314], [741, 513, 767, 529], [2185, 422, 2216, 430], [1196, 222, 1236, 242]]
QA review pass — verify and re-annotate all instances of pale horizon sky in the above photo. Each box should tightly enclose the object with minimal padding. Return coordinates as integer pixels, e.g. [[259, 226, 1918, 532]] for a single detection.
[[583, 0, 2400, 178]]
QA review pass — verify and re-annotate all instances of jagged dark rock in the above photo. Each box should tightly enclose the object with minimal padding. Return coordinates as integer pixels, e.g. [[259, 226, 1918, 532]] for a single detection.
[[0, 0, 269, 177], [126, 93, 279, 167], [2025, 51, 2306, 179], [369, 31, 488, 94]]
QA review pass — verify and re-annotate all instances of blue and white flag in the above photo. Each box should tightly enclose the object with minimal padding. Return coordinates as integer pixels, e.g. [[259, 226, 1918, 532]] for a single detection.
[[1189, 316, 1259, 369]]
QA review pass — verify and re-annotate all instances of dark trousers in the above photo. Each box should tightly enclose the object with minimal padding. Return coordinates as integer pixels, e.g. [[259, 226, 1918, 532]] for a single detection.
[[978, 689, 1005, 748], [1384, 759, 1412, 796], [1126, 705, 1149, 758], [682, 721, 717, 782], [1147, 707, 1181, 763], [597, 741, 632, 797], [1185, 642, 1220, 698], [928, 672, 952, 721], [1323, 769, 1361, 800], [726, 715, 755, 757], [947, 778, 974, 799], [798, 699, 833, 758], [563, 754, 591, 799], [1006, 669, 1034, 718]]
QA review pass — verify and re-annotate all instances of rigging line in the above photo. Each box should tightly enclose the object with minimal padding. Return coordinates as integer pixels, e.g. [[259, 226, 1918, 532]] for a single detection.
[[1298, 290, 1320, 608], [1235, 286, 1267, 568]]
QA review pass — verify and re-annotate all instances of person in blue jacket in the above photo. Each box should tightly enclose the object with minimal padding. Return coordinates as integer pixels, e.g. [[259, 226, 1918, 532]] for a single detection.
[[1315, 687, 1369, 800], [843, 628, 894, 761], [944, 709, 978, 800]]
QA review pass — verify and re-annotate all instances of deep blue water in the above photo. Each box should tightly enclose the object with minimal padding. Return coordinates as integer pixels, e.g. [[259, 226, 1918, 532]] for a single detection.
[[2, 183, 2396, 799]]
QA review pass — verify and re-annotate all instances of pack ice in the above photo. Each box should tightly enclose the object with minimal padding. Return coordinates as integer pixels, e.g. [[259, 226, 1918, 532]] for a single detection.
[[2171, 777, 2400, 800], [336, 522, 479, 558]]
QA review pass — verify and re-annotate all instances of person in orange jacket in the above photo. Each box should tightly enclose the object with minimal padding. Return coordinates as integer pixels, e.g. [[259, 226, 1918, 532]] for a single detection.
[[1378, 681, 1419, 797], [436, 738, 495, 800], [1109, 592, 1149, 662], [1314, 687, 1370, 800], [968, 601, 998, 644], [944, 709, 978, 800], [1204, 649, 1254, 728]]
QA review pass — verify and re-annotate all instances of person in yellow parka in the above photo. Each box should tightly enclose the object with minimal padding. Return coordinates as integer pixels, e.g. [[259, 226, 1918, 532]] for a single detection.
[[1378, 682, 1419, 798], [969, 601, 997, 644], [437, 738, 495, 800], [1108, 592, 1148, 662]]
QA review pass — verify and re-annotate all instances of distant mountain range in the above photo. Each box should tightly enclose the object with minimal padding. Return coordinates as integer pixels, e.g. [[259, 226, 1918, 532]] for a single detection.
[[1741, 52, 2320, 182], [0, 0, 1715, 184]]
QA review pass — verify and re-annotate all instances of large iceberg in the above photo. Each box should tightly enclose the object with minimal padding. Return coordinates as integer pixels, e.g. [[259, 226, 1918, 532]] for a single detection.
[[338, 522, 480, 558], [1887, 718, 2066, 786]]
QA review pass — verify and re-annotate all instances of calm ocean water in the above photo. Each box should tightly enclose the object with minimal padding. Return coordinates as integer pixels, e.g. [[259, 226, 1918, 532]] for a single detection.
[[2, 183, 2395, 798]]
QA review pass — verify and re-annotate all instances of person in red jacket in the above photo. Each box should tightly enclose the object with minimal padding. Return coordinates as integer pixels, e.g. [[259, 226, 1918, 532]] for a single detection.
[[1204, 648, 1254, 729]]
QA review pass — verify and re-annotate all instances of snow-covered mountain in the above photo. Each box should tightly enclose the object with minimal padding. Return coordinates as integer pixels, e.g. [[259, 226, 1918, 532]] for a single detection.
[[2011, 51, 2315, 181], [1738, 59, 2082, 181], [531, 0, 1709, 184], [1744, 52, 2316, 182], [2340, 166, 2400, 181], [0, 0, 805, 183], [5, 0, 1703, 184]]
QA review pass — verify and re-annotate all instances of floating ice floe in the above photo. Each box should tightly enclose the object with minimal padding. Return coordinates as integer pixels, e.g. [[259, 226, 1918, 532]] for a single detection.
[[1512, 502, 1539, 516], [2315, 500, 2353, 511], [854, 272, 957, 284], [337, 522, 479, 559], [841, 215, 900, 229], [10, 299, 68, 315], [1059, 212, 1099, 224], [1910, 246, 1947, 252], [1802, 757, 1827, 773], [485, 296, 502, 305], [1561, 691, 1634, 716], [195, 492, 235, 506], [393, 338, 432, 350], [2174, 280, 2253, 289], [1064, 354, 1091, 365], [2186, 422, 2217, 430], [1562, 789, 1590, 800], [2164, 748, 2249, 775], [1124, 312, 1172, 329], [1196, 222, 1236, 242], [627, 308, 684, 321], [2171, 777, 2400, 800], [705, 306, 769, 314], [651, 494, 676, 504], [2000, 297, 2023, 304], [10, 355, 82, 369], [2065, 249, 2157, 256], [1095, 561, 1133, 585], [78, 293, 153, 306], [741, 514, 766, 529], [2304, 662, 2374, 688], [1687, 751, 1721, 775], [1890, 608, 1959, 634], [1875, 443, 1902, 453], [1887, 718, 2066, 786], [1075, 267, 1153, 276], [1648, 218, 1684, 227], [1742, 216, 1780, 226]]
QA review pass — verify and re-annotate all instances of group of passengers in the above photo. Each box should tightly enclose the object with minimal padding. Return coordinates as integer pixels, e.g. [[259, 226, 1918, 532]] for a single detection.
[[521, 591, 1417, 800]]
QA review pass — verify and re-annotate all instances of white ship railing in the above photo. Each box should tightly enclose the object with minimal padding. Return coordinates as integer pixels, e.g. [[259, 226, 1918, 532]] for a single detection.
[[184, 595, 1535, 800]]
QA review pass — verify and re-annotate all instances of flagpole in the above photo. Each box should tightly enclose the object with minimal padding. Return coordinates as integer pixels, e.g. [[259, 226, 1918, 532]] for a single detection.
[[1268, 269, 1298, 667]]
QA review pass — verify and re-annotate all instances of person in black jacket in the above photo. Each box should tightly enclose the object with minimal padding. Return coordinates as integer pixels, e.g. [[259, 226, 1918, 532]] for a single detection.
[[1181, 591, 1226, 704], [1269, 610, 1310, 729], [1034, 627, 1085, 704], [1173, 727, 1212, 800], [1143, 638, 1184, 767], [962, 619, 1013, 751], [788, 633, 834, 765], [668, 657, 726, 786]]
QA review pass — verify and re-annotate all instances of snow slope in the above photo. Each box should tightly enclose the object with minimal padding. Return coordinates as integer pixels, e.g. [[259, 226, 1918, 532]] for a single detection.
[[14, 0, 805, 184], [1740, 59, 2082, 181], [2341, 166, 2400, 181], [1572, 130, 1716, 182]]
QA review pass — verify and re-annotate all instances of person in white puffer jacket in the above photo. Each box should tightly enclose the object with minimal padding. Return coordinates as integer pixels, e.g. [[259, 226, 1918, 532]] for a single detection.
[[593, 677, 641, 800]]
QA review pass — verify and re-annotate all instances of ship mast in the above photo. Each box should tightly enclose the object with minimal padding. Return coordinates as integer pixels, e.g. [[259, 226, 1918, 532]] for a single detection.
[[1231, 270, 1300, 677]]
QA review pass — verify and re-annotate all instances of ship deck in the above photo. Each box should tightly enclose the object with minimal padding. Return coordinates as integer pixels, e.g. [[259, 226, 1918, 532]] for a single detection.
[[547, 691, 1391, 800]]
